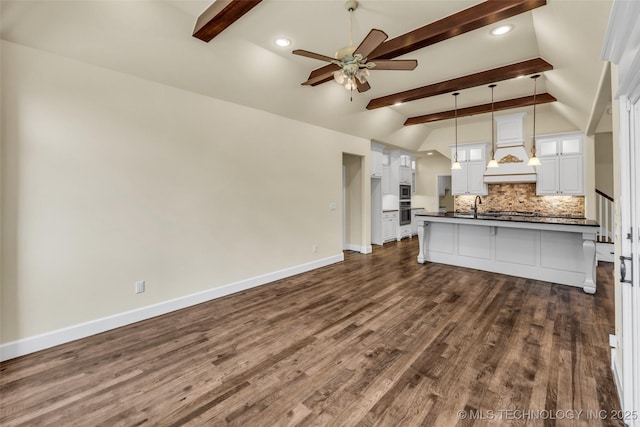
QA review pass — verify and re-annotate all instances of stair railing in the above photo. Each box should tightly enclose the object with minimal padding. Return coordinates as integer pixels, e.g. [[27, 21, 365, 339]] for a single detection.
[[596, 189, 614, 243]]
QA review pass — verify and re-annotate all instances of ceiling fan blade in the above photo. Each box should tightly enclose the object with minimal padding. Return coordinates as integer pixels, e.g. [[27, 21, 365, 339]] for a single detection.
[[353, 29, 388, 59], [370, 59, 418, 71], [292, 49, 336, 63], [301, 63, 341, 86], [357, 80, 371, 93]]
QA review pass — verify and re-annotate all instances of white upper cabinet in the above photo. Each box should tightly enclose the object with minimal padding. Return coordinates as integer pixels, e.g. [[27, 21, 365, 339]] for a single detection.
[[382, 151, 391, 195], [535, 132, 584, 195], [450, 143, 489, 195], [370, 142, 385, 178]]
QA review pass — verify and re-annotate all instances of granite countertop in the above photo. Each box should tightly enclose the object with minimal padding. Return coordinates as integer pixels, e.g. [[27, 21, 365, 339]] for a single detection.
[[417, 211, 599, 227]]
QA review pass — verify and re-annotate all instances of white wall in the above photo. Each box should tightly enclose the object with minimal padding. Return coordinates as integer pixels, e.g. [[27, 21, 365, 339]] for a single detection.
[[0, 41, 370, 346]]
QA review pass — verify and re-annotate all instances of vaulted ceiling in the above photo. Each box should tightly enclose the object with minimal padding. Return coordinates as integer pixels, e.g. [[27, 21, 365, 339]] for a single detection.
[[0, 0, 613, 153]]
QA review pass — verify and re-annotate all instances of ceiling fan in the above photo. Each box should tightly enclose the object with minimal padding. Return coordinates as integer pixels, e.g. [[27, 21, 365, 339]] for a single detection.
[[292, 0, 418, 96]]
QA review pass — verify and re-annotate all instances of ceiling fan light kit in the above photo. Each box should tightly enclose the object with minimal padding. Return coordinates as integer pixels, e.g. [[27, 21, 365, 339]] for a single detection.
[[292, 0, 418, 99]]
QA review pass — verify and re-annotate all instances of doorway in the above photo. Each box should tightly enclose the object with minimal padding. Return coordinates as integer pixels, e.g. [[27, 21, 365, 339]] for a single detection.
[[342, 153, 367, 253], [436, 174, 453, 212]]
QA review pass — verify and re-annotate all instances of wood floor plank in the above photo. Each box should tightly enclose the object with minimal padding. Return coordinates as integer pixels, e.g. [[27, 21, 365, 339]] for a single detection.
[[0, 239, 625, 426]]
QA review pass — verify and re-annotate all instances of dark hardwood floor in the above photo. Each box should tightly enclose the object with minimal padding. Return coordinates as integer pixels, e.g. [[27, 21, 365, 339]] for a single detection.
[[0, 239, 624, 426]]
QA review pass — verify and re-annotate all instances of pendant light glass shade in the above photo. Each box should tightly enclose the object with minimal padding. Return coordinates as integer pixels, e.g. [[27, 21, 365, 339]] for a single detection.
[[487, 84, 499, 168], [451, 92, 461, 170], [527, 155, 542, 167], [528, 74, 542, 167]]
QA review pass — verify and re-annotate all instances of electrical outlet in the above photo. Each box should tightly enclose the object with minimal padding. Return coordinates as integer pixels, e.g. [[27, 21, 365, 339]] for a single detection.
[[135, 280, 145, 294], [312, 244, 318, 253], [329, 202, 337, 210]]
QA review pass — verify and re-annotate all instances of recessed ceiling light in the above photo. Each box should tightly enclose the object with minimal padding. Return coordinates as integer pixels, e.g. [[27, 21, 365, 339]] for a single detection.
[[490, 24, 513, 36], [427, 151, 433, 156], [394, 102, 403, 106], [274, 37, 291, 47]]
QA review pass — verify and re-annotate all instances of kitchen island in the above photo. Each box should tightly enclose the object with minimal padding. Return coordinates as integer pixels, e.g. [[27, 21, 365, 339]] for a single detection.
[[415, 212, 600, 294]]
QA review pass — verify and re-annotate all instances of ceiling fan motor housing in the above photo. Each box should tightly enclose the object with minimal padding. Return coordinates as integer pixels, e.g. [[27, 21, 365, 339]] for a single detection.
[[335, 45, 357, 60]]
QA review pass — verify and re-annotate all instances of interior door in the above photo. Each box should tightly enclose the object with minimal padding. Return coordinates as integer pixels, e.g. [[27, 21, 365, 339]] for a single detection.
[[632, 99, 640, 424], [618, 95, 640, 423]]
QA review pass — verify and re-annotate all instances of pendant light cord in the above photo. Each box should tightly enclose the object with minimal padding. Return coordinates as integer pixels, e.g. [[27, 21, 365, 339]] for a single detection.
[[454, 93, 459, 162], [490, 84, 496, 160], [532, 75, 539, 156]]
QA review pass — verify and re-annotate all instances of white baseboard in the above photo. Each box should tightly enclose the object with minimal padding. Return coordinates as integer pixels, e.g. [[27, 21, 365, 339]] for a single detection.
[[344, 243, 371, 254], [0, 253, 344, 362]]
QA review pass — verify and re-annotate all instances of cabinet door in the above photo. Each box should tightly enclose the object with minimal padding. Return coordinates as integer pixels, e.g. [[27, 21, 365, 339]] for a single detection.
[[399, 168, 412, 185], [560, 137, 582, 155], [536, 157, 559, 194], [466, 161, 488, 195], [451, 147, 467, 164], [451, 166, 468, 195], [382, 165, 391, 194], [537, 139, 558, 157], [371, 149, 383, 177], [559, 154, 584, 194], [382, 218, 392, 241], [468, 147, 484, 162]]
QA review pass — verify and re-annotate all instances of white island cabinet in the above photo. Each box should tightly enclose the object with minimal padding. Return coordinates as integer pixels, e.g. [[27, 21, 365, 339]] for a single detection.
[[415, 213, 599, 294]]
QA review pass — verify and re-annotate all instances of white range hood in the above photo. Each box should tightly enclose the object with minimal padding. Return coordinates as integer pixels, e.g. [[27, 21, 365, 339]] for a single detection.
[[483, 112, 537, 184]]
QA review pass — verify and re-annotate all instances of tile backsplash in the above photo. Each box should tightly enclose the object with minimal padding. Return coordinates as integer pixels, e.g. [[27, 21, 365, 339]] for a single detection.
[[454, 183, 585, 217]]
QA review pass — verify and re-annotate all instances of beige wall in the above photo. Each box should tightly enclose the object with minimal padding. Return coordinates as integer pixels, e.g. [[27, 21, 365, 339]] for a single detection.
[[0, 41, 370, 343], [595, 132, 614, 197], [343, 154, 365, 250], [413, 154, 452, 212]]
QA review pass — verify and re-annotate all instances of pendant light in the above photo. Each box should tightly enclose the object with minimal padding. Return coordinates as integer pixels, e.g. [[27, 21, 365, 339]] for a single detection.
[[487, 84, 499, 168], [451, 92, 462, 170], [527, 74, 542, 167]]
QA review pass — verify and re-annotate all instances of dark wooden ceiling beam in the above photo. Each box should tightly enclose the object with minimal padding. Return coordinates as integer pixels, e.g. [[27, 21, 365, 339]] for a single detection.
[[305, 0, 546, 86], [404, 93, 557, 126], [367, 58, 553, 110], [370, 0, 547, 60], [193, 0, 263, 42]]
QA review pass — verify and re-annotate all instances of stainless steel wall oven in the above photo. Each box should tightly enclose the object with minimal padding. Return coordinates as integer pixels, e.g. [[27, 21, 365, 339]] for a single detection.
[[400, 201, 411, 226]]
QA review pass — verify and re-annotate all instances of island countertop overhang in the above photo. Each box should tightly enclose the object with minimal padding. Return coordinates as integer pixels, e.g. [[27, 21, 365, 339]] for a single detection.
[[416, 212, 599, 233]]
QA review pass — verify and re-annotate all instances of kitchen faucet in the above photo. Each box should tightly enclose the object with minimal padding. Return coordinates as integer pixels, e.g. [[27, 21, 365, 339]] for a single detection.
[[472, 195, 482, 217]]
